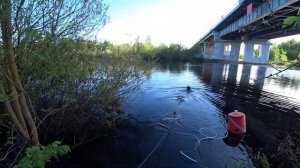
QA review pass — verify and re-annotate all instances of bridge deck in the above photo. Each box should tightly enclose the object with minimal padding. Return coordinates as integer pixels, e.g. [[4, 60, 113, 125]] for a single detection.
[[221, 0, 300, 40], [196, 0, 300, 45]]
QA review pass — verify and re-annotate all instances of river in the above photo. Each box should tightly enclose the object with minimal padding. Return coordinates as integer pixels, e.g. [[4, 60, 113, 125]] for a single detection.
[[57, 62, 300, 168], [124, 62, 300, 168]]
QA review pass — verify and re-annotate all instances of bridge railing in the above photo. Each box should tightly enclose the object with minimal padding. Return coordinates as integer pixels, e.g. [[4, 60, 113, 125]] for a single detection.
[[195, 1, 240, 45]]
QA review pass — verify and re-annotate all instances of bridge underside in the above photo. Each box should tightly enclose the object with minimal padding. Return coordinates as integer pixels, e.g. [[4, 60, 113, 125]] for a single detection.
[[222, 0, 300, 40], [197, 0, 300, 64]]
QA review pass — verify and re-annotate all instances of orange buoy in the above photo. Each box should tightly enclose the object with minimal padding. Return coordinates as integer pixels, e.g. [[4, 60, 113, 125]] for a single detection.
[[228, 110, 246, 135]]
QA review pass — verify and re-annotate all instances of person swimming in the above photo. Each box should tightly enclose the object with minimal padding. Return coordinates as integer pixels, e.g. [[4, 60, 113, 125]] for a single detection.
[[186, 85, 191, 92]]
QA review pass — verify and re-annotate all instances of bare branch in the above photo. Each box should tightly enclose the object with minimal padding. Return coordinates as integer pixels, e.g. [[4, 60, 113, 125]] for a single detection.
[[265, 60, 300, 78]]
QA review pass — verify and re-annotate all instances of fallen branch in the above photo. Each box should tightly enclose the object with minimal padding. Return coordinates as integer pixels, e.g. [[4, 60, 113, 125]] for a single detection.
[[0, 144, 19, 162], [265, 60, 300, 79]]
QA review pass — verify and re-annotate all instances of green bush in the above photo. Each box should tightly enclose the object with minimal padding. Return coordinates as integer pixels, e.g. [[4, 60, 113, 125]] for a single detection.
[[278, 40, 300, 61], [14, 141, 70, 168], [15, 35, 152, 137], [18, 34, 150, 111]]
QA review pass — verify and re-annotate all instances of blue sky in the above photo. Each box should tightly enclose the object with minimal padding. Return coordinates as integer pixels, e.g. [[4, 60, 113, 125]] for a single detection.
[[96, 0, 300, 47]]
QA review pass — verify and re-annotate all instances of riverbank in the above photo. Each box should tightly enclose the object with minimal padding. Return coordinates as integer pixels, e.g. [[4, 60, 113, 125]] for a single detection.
[[270, 60, 300, 69]]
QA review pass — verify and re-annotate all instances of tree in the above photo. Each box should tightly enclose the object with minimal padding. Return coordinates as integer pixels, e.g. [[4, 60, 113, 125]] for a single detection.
[[99, 40, 115, 56], [12, 0, 108, 62], [0, 0, 109, 146], [278, 39, 300, 61], [269, 46, 288, 62], [0, 0, 39, 145]]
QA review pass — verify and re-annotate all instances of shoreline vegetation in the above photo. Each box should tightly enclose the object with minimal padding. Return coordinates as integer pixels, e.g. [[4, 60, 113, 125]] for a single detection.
[[0, 0, 191, 166], [269, 39, 300, 68], [1, 36, 202, 167]]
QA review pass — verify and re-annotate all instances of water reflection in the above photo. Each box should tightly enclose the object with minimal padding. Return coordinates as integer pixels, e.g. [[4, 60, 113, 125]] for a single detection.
[[201, 63, 268, 90], [196, 63, 300, 110], [189, 63, 300, 167], [124, 63, 256, 168], [128, 62, 300, 168], [269, 76, 300, 90], [157, 63, 188, 74], [239, 64, 251, 90]]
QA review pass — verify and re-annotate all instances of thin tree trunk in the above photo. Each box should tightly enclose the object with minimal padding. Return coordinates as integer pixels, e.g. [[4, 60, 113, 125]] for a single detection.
[[0, 86, 30, 141], [0, 0, 40, 146], [19, 93, 39, 145], [10, 95, 29, 132]]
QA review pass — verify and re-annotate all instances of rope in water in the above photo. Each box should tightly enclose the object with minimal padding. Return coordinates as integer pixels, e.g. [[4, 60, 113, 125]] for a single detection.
[[137, 133, 167, 168], [137, 106, 182, 168], [175, 120, 228, 163], [137, 104, 228, 167]]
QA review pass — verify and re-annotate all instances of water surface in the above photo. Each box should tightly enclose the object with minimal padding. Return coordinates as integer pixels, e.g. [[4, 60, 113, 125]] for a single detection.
[[56, 62, 300, 167], [123, 63, 300, 167]]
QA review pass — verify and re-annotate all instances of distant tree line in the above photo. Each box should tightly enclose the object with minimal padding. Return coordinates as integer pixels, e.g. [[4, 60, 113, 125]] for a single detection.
[[269, 39, 300, 66], [98, 40, 202, 63]]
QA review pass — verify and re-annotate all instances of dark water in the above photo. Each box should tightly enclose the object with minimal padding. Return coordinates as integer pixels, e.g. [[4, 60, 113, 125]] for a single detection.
[[54, 63, 300, 168], [123, 63, 300, 168]]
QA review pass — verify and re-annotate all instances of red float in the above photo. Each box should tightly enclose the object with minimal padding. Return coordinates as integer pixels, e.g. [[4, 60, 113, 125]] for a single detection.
[[228, 110, 246, 135]]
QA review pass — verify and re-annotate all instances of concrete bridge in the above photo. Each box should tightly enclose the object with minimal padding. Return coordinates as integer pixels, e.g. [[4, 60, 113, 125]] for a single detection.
[[195, 0, 300, 64]]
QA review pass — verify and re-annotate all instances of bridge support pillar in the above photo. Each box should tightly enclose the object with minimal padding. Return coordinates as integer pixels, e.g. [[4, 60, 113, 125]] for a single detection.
[[244, 42, 254, 63], [243, 41, 271, 64], [213, 31, 225, 60], [212, 31, 240, 61], [214, 41, 225, 60], [228, 41, 240, 61], [203, 42, 214, 59], [260, 42, 271, 64]]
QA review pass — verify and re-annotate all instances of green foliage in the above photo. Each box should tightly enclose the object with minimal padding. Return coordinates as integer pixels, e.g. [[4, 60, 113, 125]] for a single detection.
[[153, 43, 194, 63], [283, 16, 300, 27], [11, 0, 109, 40], [14, 141, 70, 168], [91, 56, 151, 109], [157, 43, 184, 62], [269, 39, 300, 67], [99, 40, 115, 56], [260, 154, 270, 168], [19, 34, 151, 112], [98, 39, 197, 63], [14, 31, 152, 138], [277, 39, 300, 61], [269, 46, 288, 63], [139, 42, 156, 62]]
